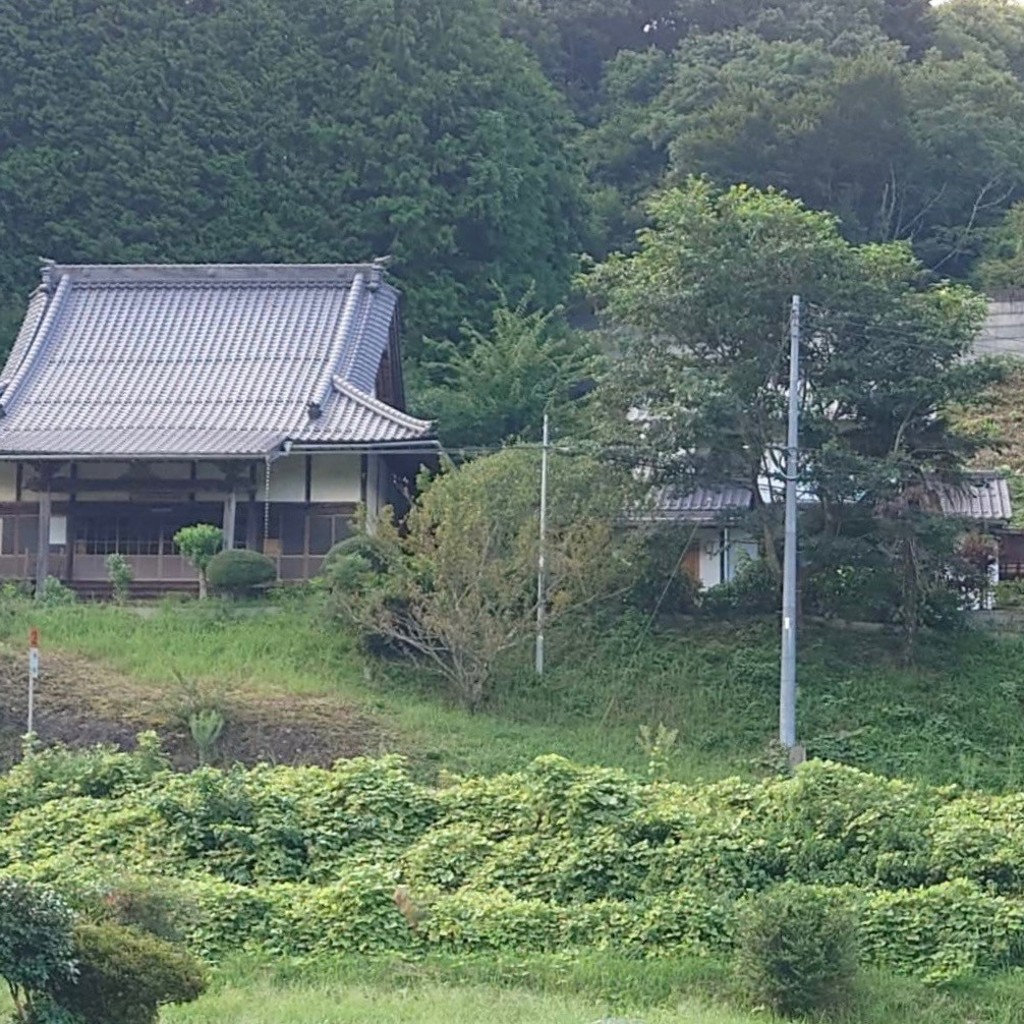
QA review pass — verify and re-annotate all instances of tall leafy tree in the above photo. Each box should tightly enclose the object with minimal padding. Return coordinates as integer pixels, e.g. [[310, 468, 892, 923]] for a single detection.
[[0, 0, 586, 356], [667, 0, 934, 54], [591, 28, 1024, 271], [977, 201, 1024, 291], [936, 0, 1024, 81], [585, 180, 995, 570], [414, 292, 602, 448], [653, 35, 909, 242], [496, 0, 681, 109], [898, 52, 1024, 274], [327, 447, 634, 708]]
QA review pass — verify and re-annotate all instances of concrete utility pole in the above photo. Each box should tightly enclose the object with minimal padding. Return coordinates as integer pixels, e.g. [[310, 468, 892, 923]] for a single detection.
[[779, 295, 800, 752], [535, 413, 549, 677]]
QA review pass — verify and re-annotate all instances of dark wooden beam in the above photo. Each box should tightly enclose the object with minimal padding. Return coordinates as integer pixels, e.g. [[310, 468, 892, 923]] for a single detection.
[[223, 491, 237, 549], [24, 476, 239, 495], [35, 476, 52, 599]]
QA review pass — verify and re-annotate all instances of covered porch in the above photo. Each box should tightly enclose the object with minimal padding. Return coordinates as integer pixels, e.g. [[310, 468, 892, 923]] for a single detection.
[[0, 456, 367, 592]]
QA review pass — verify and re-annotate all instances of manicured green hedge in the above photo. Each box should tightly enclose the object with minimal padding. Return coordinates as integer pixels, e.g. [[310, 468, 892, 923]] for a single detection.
[[206, 549, 276, 596], [7, 745, 1024, 981]]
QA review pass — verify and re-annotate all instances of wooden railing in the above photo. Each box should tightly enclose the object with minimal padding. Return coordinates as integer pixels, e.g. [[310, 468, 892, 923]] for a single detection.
[[0, 551, 328, 586]]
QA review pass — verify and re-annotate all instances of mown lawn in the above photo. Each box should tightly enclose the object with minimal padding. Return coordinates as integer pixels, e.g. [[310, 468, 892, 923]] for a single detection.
[[5, 594, 1024, 788]]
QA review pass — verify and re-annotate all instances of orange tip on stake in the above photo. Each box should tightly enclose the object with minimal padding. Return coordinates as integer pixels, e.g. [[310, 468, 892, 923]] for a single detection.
[[29, 627, 38, 648]]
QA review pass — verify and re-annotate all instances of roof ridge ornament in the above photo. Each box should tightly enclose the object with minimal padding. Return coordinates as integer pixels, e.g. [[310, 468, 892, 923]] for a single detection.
[[39, 258, 57, 292]]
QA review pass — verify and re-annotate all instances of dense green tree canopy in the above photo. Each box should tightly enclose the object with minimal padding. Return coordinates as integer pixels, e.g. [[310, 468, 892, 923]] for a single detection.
[[586, 180, 995, 551], [935, 0, 1024, 79], [583, 13, 1024, 266], [0, 0, 585, 355], [978, 201, 1024, 291], [3, 0, 1024, 394], [414, 292, 601, 447]]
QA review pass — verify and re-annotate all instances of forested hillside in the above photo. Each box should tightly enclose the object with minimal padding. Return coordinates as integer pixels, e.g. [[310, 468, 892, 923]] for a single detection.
[[2, 0, 1024, 374]]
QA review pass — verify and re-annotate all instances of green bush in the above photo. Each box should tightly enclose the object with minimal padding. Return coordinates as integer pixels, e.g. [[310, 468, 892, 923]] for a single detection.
[[628, 530, 701, 615], [38, 576, 76, 606], [51, 922, 206, 1024], [173, 524, 223, 599], [855, 880, 1024, 983], [995, 578, 1024, 609], [94, 876, 194, 944], [321, 533, 395, 576], [320, 534, 409, 657], [0, 733, 168, 824], [0, 877, 76, 1022], [206, 549, 276, 597], [803, 563, 900, 623], [423, 890, 567, 953], [10, 756, 1024, 981], [106, 553, 134, 605], [735, 884, 857, 1018], [701, 557, 779, 617]]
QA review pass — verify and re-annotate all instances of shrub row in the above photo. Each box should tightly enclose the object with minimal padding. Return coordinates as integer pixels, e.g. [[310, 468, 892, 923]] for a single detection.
[[8, 745, 1024, 980], [8, 860, 1022, 982], [5, 752, 1018, 898]]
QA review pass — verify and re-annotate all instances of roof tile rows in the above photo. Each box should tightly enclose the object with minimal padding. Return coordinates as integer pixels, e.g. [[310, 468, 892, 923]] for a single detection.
[[0, 262, 433, 458], [649, 475, 1012, 524]]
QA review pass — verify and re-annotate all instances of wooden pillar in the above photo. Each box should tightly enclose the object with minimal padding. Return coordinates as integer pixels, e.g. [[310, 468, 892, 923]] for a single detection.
[[65, 462, 77, 582], [35, 483, 51, 599], [223, 491, 237, 550]]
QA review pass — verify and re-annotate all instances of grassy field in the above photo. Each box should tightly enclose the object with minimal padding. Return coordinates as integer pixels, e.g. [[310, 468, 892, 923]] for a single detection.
[[7, 598, 1024, 1022], [166, 979, 753, 1024], [4, 595, 1024, 787], [158, 954, 1024, 1024], [6, 929, 1024, 1024]]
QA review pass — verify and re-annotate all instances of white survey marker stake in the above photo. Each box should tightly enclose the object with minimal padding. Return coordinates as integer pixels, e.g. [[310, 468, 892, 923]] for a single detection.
[[27, 627, 39, 736]]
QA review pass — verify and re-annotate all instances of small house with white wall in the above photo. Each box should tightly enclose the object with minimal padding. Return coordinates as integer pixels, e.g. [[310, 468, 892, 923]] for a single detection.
[[641, 484, 760, 589], [0, 261, 437, 593], [648, 475, 1013, 591]]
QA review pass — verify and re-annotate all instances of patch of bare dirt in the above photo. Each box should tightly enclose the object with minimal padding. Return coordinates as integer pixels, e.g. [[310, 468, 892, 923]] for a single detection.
[[0, 648, 391, 770]]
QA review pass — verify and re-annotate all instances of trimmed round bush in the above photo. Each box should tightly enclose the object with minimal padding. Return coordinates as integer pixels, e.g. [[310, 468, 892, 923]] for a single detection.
[[0, 877, 76, 1020], [735, 884, 857, 1018], [52, 922, 206, 1024], [206, 548, 276, 597], [322, 533, 394, 576]]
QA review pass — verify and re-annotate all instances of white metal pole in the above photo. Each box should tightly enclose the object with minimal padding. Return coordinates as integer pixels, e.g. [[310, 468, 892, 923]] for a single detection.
[[780, 296, 800, 751], [535, 413, 549, 677], [27, 628, 39, 737]]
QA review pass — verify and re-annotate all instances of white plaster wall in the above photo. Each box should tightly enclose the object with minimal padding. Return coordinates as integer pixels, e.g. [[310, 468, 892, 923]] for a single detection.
[[49, 515, 67, 545], [267, 456, 306, 502], [310, 453, 362, 503], [0, 463, 16, 501], [696, 528, 723, 589]]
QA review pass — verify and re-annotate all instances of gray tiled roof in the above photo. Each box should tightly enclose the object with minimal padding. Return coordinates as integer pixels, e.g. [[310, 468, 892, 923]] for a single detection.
[[645, 484, 753, 524], [935, 474, 1013, 522], [648, 475, 1012, 524], [0, 262, 434, 458]]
